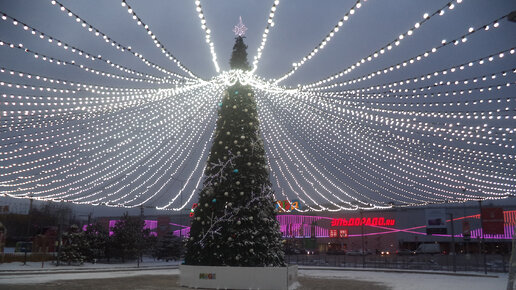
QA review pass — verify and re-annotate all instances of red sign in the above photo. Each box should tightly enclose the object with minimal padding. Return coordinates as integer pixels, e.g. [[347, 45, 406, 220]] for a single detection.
[[331, 217, 395, 227], [339, 229, 348, 238], [481, 207, 504, 235], [329, 229, 338, 238]]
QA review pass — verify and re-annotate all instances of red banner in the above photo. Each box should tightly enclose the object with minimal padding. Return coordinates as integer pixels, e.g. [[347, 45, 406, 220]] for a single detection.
[[331, 217, 395, 227], [481, 207, 504, 235]]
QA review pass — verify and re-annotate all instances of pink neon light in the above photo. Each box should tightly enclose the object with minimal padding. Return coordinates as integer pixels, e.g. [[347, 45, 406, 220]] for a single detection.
[[331, 217, 395, 227], [169, 211, 516, 240]]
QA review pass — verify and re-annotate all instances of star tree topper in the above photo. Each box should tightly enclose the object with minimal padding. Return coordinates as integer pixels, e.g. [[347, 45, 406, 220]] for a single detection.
[[233, 16, 247, 37]]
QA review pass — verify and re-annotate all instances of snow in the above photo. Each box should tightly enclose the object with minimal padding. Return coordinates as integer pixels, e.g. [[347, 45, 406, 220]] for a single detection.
[[288, 281, 301, 290], [0, 269, 179, 284], [0, 260, 508, 289], [299, 269, 508, 290], [0, 257, 180, 272]]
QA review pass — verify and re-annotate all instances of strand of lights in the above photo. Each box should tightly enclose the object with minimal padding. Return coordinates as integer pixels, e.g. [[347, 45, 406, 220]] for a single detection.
[[0, 82, 210, 171], [309, 47, 516, 92], [0, 66, 186, 94], [0, 82, 211, 178], [288, 91, 512, 190], [1, 84, 219, 203], [322, 68, 516, 100], [29, 82, 220, 205], [0, 39, 155, 84], [155, 88, 226, 210], [121, 105, 218, 208], [258, 91, 390, 209], [262, 90, 446, 205], [303, 12, 507, 90], [155, 133, 212, 210], [272, 90, 514, 198], [0, 11, 169, 83], [120, 0, 198, 79], [289, 89, 514, 182], [193, 0, 220, 73], [0, 80, 77, 94], [269, 92, 510, 204], [76, 90, 218, 206], [251, 0, 280, 73], [274, 0, 365, 84], [318, 94, 516, 125], [256, 84, 403, 209], [292, 89, 516, 152], [49, 0, 194, 81]]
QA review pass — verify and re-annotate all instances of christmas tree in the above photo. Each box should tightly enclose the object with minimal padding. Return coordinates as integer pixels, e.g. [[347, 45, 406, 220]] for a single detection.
[[184, 19, 285, 267]]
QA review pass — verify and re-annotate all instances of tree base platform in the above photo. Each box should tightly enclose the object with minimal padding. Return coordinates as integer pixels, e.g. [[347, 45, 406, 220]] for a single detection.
[[179, 264, 298, 289]]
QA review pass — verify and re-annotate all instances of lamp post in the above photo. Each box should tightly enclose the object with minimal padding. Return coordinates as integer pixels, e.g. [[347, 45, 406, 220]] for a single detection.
[[171, 176, 186, 238], [478, 199, 487, 274], [447, 213, 456, 272], [360, 209, 365, 268]]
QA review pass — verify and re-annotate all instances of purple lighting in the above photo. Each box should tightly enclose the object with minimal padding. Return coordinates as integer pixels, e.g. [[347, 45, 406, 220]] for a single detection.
[[159, 210, 516, 240]]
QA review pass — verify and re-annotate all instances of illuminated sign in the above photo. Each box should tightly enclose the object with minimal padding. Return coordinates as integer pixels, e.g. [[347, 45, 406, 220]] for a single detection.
[[275, 199, 301, 212], [329, 229, 348, 238], [331, 217, 395, 227], [190, 203, 198, 218]]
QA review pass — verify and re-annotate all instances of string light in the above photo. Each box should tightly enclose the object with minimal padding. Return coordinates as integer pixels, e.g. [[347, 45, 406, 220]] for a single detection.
[[307, 47, 515, 92], [0, 39, 156, 84], [120, 0, 198, 79], [274, 0, 365, 84], [49, 0, 195, 81], [303, 12, 507, 89], [193, 0, 220, 73], [251, 0, 280, 73]]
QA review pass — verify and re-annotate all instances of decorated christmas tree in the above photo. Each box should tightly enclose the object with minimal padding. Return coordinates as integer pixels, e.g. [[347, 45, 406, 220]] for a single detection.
[[184, 18, 285, 267]]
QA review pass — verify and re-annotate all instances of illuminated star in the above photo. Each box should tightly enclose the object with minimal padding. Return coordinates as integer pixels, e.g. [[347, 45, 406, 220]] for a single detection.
[[233, 16, 247, 37]]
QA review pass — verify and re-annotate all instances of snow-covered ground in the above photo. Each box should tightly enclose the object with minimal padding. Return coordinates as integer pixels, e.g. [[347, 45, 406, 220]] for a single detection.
[[0, 257, 180, 272], [299, 269, 507, 290], [0, 268, 179, 285], [0, 260, 508, 289]]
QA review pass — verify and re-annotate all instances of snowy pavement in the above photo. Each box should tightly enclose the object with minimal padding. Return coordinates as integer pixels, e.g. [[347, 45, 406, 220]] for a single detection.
[[0, 261, 508, 289], [0, 259, 180, 273], [299, 269, 507, 290]]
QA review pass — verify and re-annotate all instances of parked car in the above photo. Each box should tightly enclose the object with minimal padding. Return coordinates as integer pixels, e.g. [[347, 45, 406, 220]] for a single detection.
[[415, 243, 441, 254], [396, 249, 416, 255], [380, 249, 392, 256], [285, 246, 304, 255], [305, 249, 319, 255], [346, 250, 371, 256]]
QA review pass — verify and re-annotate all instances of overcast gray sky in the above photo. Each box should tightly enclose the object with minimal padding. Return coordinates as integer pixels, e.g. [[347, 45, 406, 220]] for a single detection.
[[0, 0, 515, 217]]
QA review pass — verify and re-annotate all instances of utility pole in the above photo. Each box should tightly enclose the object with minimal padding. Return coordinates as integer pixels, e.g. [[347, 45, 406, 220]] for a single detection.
[[138, 205, 144, 268], [448, 213, 456, 272], [478, 199, 487, 274], [26, 196, 33, 237], [360, 209, 365, 268]]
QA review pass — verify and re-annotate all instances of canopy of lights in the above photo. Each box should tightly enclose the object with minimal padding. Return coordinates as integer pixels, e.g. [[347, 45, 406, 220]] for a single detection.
[[0, 0, 515, 211]]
